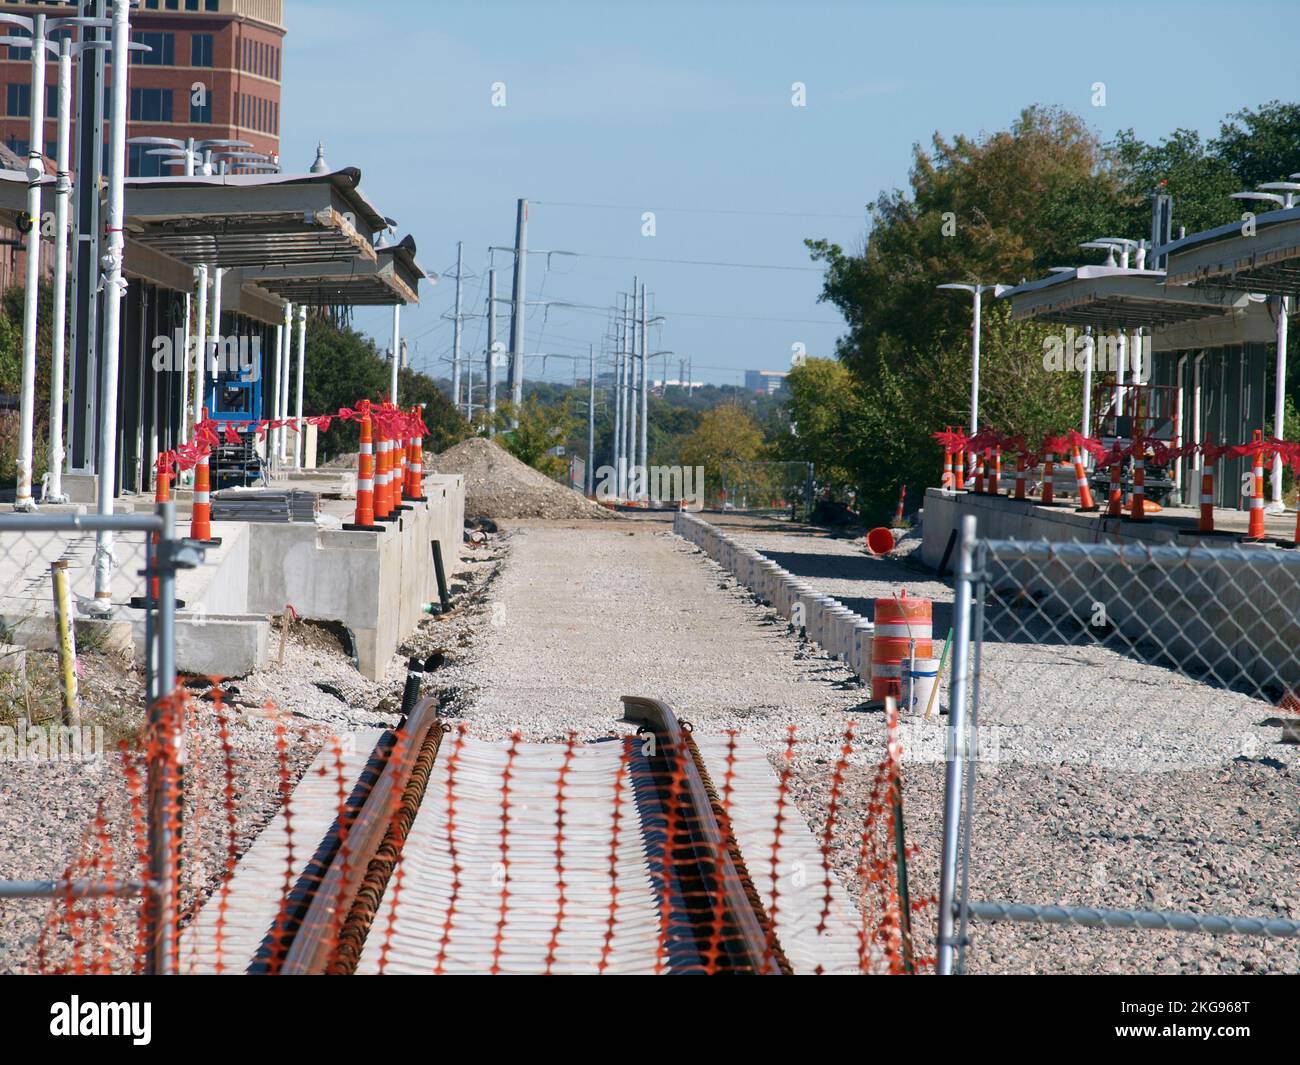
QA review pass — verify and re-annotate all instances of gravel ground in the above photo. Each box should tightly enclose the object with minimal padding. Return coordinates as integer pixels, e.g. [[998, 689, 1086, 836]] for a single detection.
[[0, 537, 503, 975], [699, 512, 1300, 973]]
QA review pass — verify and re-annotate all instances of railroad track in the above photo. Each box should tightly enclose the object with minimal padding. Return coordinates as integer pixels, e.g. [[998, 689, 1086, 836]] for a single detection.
[[271, 695, 789, 975]]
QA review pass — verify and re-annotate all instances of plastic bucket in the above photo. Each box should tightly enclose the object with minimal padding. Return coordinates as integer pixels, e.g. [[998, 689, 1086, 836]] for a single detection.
[[903, 657, 940, 716], [866, 527, 896, 556]]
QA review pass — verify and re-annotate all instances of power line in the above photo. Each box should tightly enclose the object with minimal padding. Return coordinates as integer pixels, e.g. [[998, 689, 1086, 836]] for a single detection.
[[532, 199, 864, 221], [563, 251, 823, 273]]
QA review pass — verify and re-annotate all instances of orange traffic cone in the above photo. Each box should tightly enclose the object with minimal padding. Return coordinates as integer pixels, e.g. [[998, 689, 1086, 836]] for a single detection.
[[1127, 450, 1147, 522], [1040, 452, 1055, 505], [942, 430, 954, 491], [1107, 462, 1123, 517], [1014, 453, 1027, 500], [131, 459, 186, 608], [374, 425, 392, 521], [954, 448, 965, 490], [344, 410, 382, 532], [408, 406, 426, 501], [190, 449, 220, 545], [993, 446, 1003, 496], [392, 414, 411, 511], [1073, 446, 1097, 512], [1244, 430, 1267, 542]]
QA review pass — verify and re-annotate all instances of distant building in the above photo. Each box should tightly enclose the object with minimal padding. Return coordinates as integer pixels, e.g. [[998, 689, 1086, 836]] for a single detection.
[[745, 369, 789, 395], [0, 0, 285, 176]]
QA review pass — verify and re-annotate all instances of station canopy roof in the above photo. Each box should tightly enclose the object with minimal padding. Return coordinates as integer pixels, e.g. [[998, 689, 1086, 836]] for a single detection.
[[999, 265, 1250, 329], [243, 235, 432, 307], [1162, 206, 1300, 296], [122, 167, 389, 269]]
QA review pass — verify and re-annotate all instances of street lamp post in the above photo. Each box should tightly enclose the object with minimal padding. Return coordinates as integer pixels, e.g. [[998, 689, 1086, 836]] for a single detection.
[[31, 18, 114, 502], [937, 282, 1009, 466], [1231, 182, 1300, 513]]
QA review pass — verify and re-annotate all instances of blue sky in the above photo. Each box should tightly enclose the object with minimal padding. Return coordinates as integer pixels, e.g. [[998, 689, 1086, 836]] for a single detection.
[[279, 0, 1298, 390]]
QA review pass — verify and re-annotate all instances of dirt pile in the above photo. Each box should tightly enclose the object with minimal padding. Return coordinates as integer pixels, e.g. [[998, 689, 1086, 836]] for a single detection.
[[426, 437, 616, 521]]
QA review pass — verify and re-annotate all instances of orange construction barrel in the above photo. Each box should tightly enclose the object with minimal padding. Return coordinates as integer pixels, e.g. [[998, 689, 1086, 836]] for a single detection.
[[871, 591, 933, 701]]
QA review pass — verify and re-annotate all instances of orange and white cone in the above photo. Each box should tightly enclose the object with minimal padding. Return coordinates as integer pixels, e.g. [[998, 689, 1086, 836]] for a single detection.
[[374, 427, 392, 520], [191, 451, 217, 543], [1198, 465, 1215, 533], [954, 449, 965, 490], [345, 411, 378, 531], [1245, 431, 1266, 541], [1014, 453, 1027, 500], [1129, 452, 1146, 521], [1073, 446, 1097, 511], [993, 446, 1002, 496], [1107, 462, 1123, 517], [1040, 453, 1055, 505]]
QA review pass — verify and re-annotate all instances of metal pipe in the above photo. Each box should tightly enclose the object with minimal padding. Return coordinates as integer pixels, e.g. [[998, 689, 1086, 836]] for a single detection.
[[15, 13, 48, 511], [970, 287, 981, 437], [1081, 327, 1094, 457], [294, 305, 306, 467], [190, 266, 208, 446], [45, 36, 73, 504], [937, 514, 976, 975], [91, 0, 130, 611], [148, 497, 178, 976], [269, 309, 283, 472], [278, 301, 292, 462], [1269, 296, 1288, 511], [1192, 351, 1206, 470], [1174, 353, 1188, 502], [627, 279, 638, 498], [208, 265, 223, 383]]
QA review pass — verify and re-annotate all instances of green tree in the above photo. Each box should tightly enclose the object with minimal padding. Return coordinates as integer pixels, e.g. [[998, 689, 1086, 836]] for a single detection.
[[495, 395, 574, 480], [679, 404, 765, 502]]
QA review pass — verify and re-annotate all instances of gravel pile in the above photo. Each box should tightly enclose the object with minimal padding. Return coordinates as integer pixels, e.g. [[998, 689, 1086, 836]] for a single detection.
[[426, 437, 616, 521]]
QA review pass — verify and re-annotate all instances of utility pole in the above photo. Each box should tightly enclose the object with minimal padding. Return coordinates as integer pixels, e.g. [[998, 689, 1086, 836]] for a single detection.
[[586, 344, 596, 497], [627, 278, 638, 499], [614, 295, 625, 497], [639, 282, 648, 501], [451, 240, 463, 415], [486, 268, 498, 436], [508, 198, 528, 423]]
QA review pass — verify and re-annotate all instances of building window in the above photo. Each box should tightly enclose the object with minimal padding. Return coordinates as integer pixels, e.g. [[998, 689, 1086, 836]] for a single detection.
[[191, 33, 213, 67], [133, 31, 176, 66], [206, 0, 219, 11], [130, 87, 173, 123], [166, 0, 179, 9], [8, 28, 30, 62], [186, 0, 200, 10], [190, 94, 212, 124], [6, 83, 30, 118], [129, 144, 166, 177], [6, 137, 29, 157], [46, 84, 57, 118]]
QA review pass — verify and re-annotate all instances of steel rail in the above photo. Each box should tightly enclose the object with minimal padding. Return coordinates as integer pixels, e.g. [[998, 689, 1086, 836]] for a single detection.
[[278, 697, 444, 975], [621, 695, 789, 975]]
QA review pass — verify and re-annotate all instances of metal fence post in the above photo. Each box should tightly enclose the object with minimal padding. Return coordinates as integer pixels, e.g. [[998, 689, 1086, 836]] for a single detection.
[[937, 514, 977, 975], [147, 499, 178, 975]]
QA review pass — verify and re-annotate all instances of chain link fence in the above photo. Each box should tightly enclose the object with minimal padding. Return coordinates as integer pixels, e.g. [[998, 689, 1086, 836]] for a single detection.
[[0, 508, 193, 975], [937, 517, 1300, 973]]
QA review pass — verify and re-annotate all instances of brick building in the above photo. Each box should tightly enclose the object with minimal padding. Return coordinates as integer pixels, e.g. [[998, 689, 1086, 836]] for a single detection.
[[0, 0, 284, 175]]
